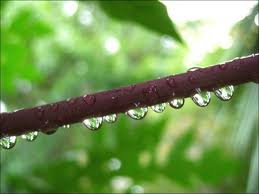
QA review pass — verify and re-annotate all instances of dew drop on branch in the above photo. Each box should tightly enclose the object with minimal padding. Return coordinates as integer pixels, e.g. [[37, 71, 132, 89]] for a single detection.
[[126, 107, 148, 120], [213, 85, 234, 101], [42, 128, 58, 135], [191, 89, 211, 107], [21, 131, 38, 142], [169, 98, 185, 109], [151, 103, 166, 113], [83, 117, 103, 130], [83, 95, 96, 105], [63, 124, 70, 128], [0, 136, 16, 149], [103, 114, 117, 123]]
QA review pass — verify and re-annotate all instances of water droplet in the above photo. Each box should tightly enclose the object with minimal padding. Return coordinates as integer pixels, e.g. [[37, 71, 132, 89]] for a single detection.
[[169, 98, 185, 109], [150, 103, 166, 113], [219, 64, 227, 70], [214, 85, 234, 101], [188, 67, 200, 72], [103, 114, 117, 123], [51, 103, 59, 111], [0, 136, 16, 149], [68, 98, 76, 104], [83, 117, 103, 131], [126, 107, 148, 120], [166, 77, 176, 88], [63, 124, 70, 128], [124, 85, 136, 93], [21, 131, 38, 142], [83, 95, 96, 105], [191, 89, 211, 107], [42, 128, 57, 135], [36, 107, 44, 120]]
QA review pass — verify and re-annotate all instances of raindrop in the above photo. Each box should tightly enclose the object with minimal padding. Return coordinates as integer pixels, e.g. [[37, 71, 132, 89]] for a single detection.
[[188, 67, 200, 72], [214, 85, 234, 101], [42, 128, 58, 135], [219, 64, 227, 70], [63, 124, 70, 128], [83, 117, 103, 131], [103, 114, 117, 123], [169, 98, 185, 109], [21, 131, 38, 142], [0, 136, 16, 149], [150, 103, 166, 113], [166, 77, 176, 88], [126, 107, 148, 120], [124, 85, 136, 93], [68, 98, 76, 104], [191, 89, 211, 107], [36, 107, 44, 120], [83, 95, 96, 105], [51, 103, 59, 112]]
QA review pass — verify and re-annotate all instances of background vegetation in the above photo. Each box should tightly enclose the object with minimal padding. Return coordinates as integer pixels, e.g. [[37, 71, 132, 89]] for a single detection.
[[0, 1, 258, 193]]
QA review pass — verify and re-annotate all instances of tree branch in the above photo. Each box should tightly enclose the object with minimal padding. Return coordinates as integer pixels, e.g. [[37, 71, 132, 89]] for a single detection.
[[0, 54, 258, 138]]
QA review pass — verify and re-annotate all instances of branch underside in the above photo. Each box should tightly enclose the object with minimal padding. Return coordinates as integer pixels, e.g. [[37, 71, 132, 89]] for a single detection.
[[1, 54, 258, 138]]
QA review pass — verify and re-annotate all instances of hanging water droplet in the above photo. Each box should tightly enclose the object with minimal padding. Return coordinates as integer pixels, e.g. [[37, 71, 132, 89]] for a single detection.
[[21, 131, 38, 142], [42, 128, 58, 135], [214, 85, 234, 101], [126, 107, 148, 120], [62, 124, 70, 128], [191, 89, 211, 107], [103, 114, 117, 123], [83, 117, 103, 131], [0, 136, 16, 149], [169, 98, 185, 109], [151, 103, 166, 113]]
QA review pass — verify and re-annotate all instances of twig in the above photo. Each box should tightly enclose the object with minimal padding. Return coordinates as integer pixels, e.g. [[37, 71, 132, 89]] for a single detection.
[[0, 54, 258, 138]]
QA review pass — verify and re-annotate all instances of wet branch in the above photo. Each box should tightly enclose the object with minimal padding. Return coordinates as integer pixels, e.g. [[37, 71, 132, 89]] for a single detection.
[[0, 54, 258, 138]]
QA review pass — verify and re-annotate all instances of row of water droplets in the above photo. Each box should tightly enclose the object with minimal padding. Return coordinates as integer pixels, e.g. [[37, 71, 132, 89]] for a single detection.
[[0, 123, 72, 149], [0, 66, 234, 149], [81, 66, 234, 130]]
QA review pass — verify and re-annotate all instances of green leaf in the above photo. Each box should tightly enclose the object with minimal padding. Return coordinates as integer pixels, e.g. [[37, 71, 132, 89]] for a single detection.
[[99, 0, 184, 44]]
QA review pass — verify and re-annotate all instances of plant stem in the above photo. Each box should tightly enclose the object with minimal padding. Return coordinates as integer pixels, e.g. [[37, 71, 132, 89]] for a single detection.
[[0, 54, 258, 138]]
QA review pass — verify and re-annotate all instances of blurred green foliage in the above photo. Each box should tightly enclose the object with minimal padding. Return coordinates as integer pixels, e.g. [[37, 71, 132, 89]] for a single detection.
[[99, 0, 183, 43], [0, 1, 258, 193]]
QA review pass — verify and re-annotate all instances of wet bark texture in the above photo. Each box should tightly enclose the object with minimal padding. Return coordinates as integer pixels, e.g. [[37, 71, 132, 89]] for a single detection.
[[0, 54, 258, 138]]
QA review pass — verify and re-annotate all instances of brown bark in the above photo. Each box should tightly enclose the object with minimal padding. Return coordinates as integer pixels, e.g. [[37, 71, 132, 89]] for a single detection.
[[0, 54, 258, 138]]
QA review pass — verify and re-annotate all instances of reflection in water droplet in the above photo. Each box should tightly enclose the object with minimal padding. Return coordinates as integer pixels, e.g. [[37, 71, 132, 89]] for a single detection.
[[21, 131, 38, 142], [188, 67, 200, 72], [103, 114, 117, 123], [0, 136, 16, 149], [214, 85, 234, 101], [126, 107, 148, 120], [63, 124, 70, 128], [83, 117, 103, 130], [169, 98, 185, 109], [191, 89, 211, 107], [151, 103, 166, 113]]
